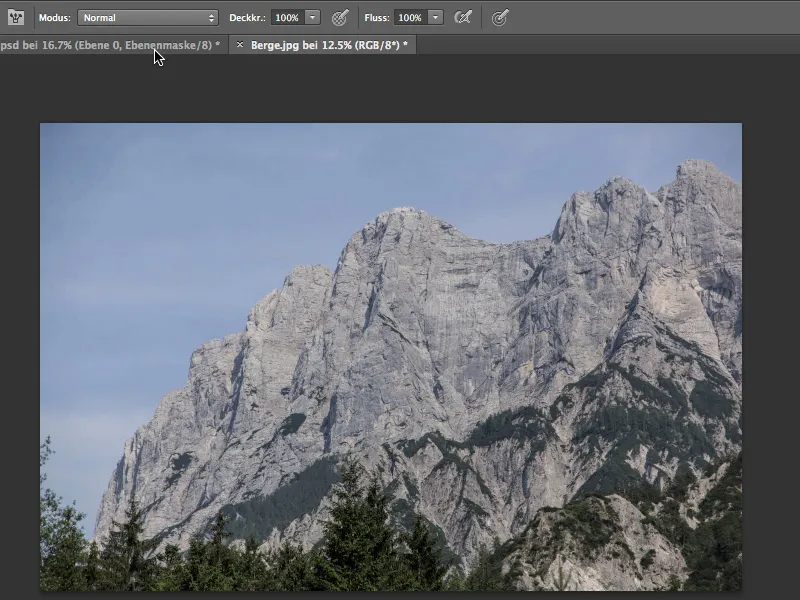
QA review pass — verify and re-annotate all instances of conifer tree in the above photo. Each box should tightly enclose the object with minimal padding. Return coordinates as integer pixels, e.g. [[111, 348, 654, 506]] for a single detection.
[[183, 534, 212, 591], [84, 540, 100, 591], [208, 510, 232, 569], [152, 543, 185, 591], [99, 497, 158, 590], [181, 516, 235, 591], [362, 473, 407, 589], [403, 516, 448, 590], [268, 541, 316, 590], [314, 457, 406, 591], [464, 542, 506, 591], [231, 535, 269, 591]]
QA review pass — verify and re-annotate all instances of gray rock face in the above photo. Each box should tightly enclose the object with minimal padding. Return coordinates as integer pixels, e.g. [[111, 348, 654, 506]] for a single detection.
[[94, 160, 741, 588], [498, 495, 687, 591], [94, 265, 333, 549]]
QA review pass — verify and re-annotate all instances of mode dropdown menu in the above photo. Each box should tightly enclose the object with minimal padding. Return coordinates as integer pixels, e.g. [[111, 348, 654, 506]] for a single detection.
[[76, 10, 220, 26]]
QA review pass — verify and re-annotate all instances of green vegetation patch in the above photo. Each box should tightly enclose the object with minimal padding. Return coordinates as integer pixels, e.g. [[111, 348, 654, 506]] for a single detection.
[[698, 452, 742, 520], [608, 363, 684, 411], [389, 497, 460, 568], [640, 548, 656, 568], [551, 498, 621, 557], [465, 405, 553, 449], [689, 380, 736, 420], [528, 497, 622, 565], [656, 376, 686, 405], [573, 397, 715, 481], [221, 456, 339, 542], [577, 443, 629, 494], [683, 453, 742, 591]]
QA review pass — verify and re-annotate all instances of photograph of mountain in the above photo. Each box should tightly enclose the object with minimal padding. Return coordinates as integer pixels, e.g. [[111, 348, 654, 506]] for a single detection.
[[40, 123, 741, 591]]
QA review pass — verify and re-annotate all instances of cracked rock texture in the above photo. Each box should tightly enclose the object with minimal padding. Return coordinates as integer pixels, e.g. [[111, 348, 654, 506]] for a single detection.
[[497, 495, 687, 591], [94, 160, 741, 590]]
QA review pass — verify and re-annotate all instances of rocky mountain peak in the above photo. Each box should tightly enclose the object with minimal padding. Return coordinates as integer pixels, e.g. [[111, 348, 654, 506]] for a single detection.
[[283, 263, 332, 287], [353, 206, 464, 249], [94, 161, 742, 583], [660, 159, 741, 230], [676, 158, 722, 178], [374, 205, 429, 221]]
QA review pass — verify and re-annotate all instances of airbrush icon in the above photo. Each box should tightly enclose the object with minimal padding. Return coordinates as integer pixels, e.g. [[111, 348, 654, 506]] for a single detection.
[[453, 9, 472, 24]]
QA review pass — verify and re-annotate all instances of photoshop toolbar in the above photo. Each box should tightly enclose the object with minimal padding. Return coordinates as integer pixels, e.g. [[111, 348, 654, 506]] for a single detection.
[[3, 1, 800, 55]]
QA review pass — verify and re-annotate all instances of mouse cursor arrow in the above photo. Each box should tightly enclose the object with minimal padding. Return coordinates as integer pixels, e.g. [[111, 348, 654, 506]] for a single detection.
[[153, 49, 165, 66]]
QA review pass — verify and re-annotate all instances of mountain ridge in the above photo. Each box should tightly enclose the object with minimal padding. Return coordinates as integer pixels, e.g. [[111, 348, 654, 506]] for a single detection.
[[94, 159, 741, 585]]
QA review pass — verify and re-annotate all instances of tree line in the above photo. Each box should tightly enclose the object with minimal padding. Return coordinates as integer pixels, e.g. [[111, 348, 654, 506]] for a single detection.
[[40, 436, 740, 592], [40, 436, 500, 591]]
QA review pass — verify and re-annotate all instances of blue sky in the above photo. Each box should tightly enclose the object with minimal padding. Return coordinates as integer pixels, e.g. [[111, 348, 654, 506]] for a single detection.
[[40, 123, 741, 534]]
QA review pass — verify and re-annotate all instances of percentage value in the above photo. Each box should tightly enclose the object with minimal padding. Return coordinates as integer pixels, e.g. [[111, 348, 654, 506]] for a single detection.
[[323, 40, 353, 50], [397, 12, 423, 23], [274, 12, 300, 23], [42, 40, 73, 50]]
